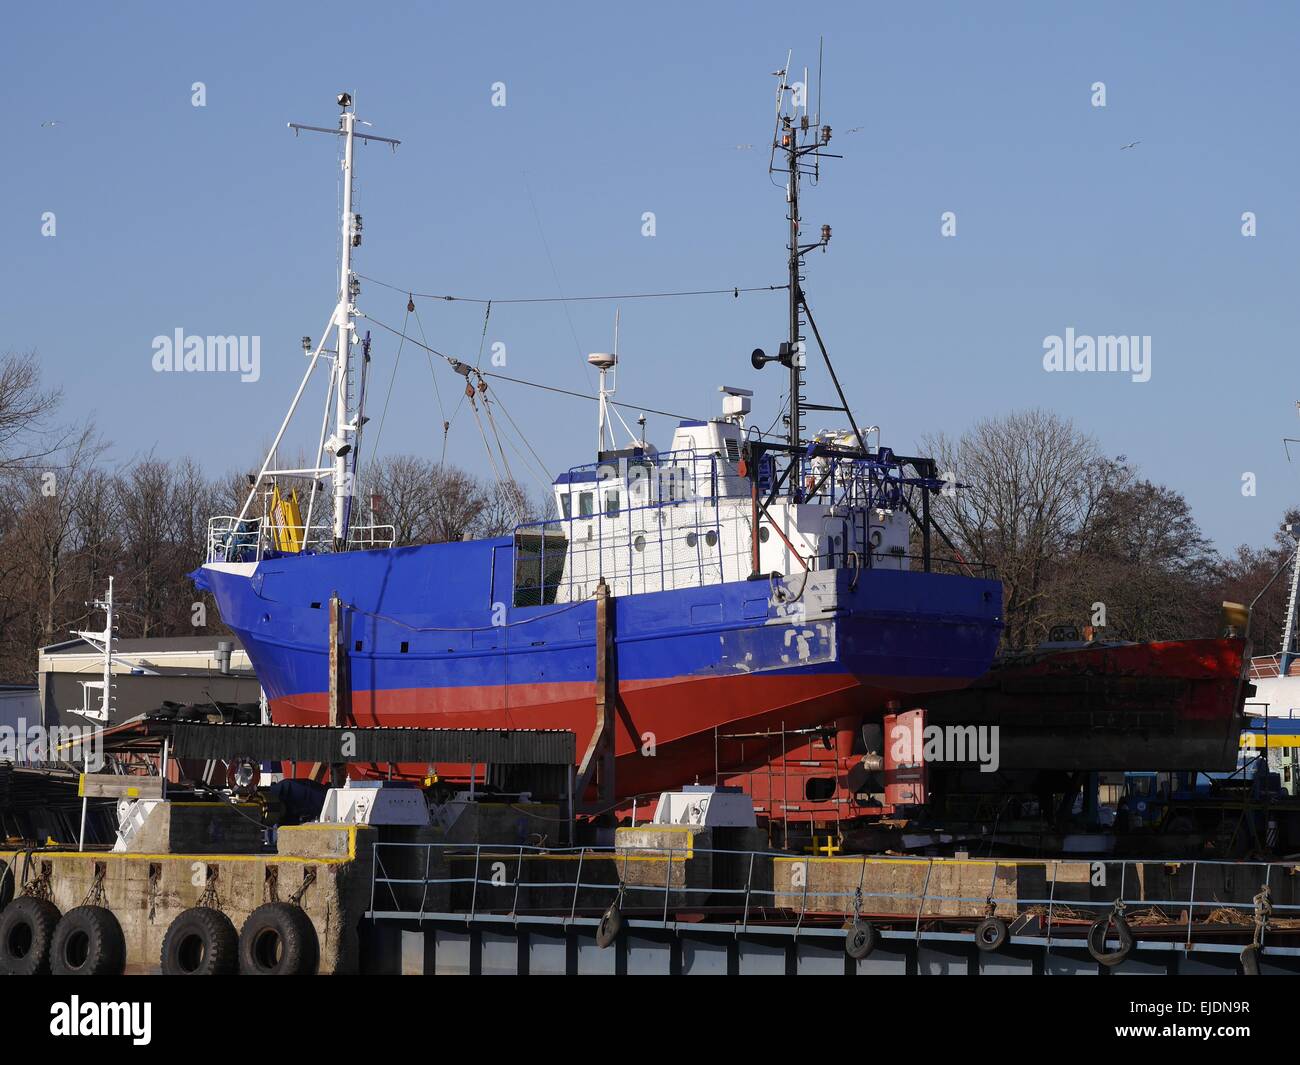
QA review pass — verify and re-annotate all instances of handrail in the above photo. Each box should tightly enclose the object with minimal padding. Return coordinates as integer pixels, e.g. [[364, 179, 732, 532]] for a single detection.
[[362, 840, 1300, 958], [206, 514, 396, 563]]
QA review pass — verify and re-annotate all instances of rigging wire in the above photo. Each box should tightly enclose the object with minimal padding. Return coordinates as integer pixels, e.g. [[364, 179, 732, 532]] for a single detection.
[[467, 395, 503, 484], [433, 300, 488, 459], [360, 313, 704, 424], [479, 382, 555, 495], [520, 172, 589, 391], [355, 271, 788, 305], [370, 299, 411, 458], [479, 387, 514, 484], [491, 418, 554, 500], [404, 301, 452, 465]]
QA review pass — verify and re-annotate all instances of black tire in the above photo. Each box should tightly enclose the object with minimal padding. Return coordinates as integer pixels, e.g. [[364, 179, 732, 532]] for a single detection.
[[238, 903, 318, 975], [595, 904, 622, 949], [0, 859, 13, 912], [1087, 913, 1134, 967], [1240, 944, 1261, 976], [974, 916, 1008, 953], [0, 897, 61, 976], [845, 918, 876, 960], [51, 907, 126, 976], [161, 907, 238, 975]]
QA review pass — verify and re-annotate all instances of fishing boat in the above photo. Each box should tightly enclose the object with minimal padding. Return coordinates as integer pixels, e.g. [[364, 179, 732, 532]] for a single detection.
[[196, 83, 1004, 803]]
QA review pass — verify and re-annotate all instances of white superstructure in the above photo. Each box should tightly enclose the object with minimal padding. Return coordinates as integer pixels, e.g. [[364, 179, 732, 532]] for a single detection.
[[518, 390, 911, 606]]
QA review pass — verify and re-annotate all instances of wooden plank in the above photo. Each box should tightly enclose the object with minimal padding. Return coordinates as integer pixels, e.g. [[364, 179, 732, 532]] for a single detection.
[[78, 773, 164, 799]]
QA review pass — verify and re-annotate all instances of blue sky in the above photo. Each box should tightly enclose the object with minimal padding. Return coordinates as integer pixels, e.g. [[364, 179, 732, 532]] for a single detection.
[[5, 1, 1298, 550]]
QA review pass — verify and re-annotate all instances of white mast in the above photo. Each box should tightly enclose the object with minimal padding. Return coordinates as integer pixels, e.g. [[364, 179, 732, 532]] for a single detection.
[[70, 577, 130, 724], [227, 94, 398, 550], [332, 102, 358, 547], [587, 310, 621, 455], [94, 577, 113, 723]]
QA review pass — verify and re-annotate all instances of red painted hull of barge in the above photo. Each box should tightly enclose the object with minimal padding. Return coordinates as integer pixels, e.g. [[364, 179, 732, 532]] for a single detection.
[[720, 637, 1251, 824]]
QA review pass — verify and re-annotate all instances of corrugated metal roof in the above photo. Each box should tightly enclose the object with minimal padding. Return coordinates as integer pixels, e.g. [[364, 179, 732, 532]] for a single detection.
[[42, 635, 247, 656], [169, 722, 575, 765]]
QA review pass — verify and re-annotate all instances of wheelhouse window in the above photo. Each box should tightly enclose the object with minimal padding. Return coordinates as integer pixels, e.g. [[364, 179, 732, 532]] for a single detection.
[[661, 467, 690, 502], [578, 492, 594, 518], [605, 489, 621, 517], [513, 530, 569, 607]]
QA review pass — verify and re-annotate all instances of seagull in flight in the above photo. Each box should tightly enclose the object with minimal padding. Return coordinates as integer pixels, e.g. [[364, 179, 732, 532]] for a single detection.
[[1120, 140, 1140, 150], [40, 120, 62, 128], [734, 143, 754, 151]]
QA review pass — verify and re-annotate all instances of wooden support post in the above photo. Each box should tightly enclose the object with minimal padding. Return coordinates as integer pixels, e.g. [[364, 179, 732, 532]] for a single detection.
[[575, 579, 616, 813], [328, 593, 347, 787]]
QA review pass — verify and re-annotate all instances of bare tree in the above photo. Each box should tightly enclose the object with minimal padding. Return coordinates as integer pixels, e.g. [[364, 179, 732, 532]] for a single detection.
[[0, 350, 64, 470], [13, 423, 109, 645], [924, 409, 1104, 649], [363, 455, 442, 545], [478, 479, 539, 537]]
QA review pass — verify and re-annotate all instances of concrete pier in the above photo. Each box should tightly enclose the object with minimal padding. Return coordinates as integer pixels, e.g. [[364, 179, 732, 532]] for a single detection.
[[1, 819, 375, 974]]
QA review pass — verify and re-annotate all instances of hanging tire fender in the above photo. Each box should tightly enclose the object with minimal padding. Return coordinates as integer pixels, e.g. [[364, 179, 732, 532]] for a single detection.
[[161, 907, 239, 975], [51, 906, 127, 976], [238, 903, 319, 975], [974, 915, 1009, 953], [0, 896, 62, 976], [596, 904, 623, 949], [1087, 913, 1134, 967], [845, 918, 877, 960]]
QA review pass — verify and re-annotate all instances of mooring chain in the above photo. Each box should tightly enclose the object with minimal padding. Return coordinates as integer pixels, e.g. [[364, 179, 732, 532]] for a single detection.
[[198, 866, 222, 911], [81, 864, 107, 909], [147, 864, 161, 922], [20, 851, 52, 902], [1252, 884, 1272, 949], [289, 866, 317, 906]]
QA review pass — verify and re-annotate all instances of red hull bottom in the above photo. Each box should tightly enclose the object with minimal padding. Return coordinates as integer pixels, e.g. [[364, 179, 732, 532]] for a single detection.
[[722, 637, 1251, 826], [270, 670, 973, 801]]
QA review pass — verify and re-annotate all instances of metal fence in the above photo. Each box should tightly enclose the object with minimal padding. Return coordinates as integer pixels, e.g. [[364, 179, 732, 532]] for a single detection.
[[364, 840, 1299, 959], [206, 515, 396, 563]]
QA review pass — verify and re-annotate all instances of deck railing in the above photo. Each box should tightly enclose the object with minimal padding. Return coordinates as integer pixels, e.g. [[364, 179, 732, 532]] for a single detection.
[[364, 839, 1295, 959], [206, 515, 396, 563]]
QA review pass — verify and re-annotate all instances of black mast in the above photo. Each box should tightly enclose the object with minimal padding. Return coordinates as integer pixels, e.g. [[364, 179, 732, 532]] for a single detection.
[[764, 61, 840, 495], [785, 115, 805, 460]]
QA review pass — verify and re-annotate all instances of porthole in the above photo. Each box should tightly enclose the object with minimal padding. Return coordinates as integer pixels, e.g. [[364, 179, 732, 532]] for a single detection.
[[633, 534, 646, 552], [758, 527, 770, 543], [869, 529, 884, 549], [685, 532, 698, 548], [704, 530, 718, 548]]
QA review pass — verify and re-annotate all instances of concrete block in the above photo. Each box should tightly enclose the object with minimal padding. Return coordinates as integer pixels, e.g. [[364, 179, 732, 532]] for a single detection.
[[133, 802, 264, 855]]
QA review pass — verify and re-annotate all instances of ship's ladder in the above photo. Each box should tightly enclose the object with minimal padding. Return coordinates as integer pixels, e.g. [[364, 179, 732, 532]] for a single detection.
[[268, 485, 304, 553]]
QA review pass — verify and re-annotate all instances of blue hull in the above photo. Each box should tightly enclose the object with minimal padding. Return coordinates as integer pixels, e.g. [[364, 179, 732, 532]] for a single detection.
[[198, 537, 1003, 792]]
